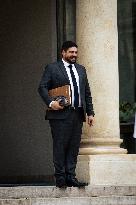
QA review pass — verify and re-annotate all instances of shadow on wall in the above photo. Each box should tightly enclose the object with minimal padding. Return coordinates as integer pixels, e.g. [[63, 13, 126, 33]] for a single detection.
[[0, 0, 57, 184]]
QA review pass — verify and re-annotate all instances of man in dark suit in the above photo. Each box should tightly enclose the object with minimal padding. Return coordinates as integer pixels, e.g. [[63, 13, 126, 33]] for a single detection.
[[38, 41, 94, 188]]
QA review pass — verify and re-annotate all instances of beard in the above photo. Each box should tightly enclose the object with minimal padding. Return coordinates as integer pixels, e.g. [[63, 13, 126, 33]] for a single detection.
[[65, 56, 77, 64]]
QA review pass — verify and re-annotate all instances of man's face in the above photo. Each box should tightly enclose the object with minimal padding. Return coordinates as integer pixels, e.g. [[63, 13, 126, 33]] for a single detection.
[[62, 47, 78, 64]]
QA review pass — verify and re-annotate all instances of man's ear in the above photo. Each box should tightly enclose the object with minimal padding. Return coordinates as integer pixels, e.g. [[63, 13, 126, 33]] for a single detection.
[[62, 50, 65, 56]]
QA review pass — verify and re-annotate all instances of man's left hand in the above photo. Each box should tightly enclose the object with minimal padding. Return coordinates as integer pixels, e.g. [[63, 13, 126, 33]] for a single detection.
[[87, 115, 94, 126]]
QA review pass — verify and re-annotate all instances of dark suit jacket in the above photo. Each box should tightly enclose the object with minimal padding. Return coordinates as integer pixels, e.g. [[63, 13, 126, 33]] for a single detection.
[[38, 60, 94, 121]]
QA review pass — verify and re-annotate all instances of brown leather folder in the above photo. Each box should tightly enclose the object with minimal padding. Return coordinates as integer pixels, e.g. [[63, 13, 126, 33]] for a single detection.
[[48, 84, 71, 105]]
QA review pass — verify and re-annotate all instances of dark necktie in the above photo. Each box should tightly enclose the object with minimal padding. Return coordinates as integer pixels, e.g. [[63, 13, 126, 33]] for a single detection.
[[68, 64, 79, 107]]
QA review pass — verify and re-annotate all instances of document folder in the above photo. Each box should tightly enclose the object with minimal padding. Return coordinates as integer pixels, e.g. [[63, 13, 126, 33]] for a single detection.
[[48, 84, 71, 105]]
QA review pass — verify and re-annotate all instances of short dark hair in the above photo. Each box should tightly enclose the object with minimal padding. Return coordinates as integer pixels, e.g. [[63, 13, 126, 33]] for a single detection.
[[61, 41, 78, 52]]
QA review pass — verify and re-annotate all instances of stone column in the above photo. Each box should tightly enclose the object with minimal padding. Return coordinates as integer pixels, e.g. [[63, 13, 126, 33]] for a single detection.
[[76, 0, 136, 186], [76, 0, 126, 155]]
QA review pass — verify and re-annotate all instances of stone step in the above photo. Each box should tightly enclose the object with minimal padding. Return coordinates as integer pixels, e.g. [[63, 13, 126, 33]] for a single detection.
[[0, 186, 136, 205], [0, 196, 136, 205], [1, 185, 136, 198], [31, 196, 136, 205]]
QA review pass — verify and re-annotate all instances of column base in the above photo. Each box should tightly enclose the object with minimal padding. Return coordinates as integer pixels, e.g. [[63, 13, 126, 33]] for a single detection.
[[76, 154, 136, 186], [79, 138, 127, 154], [79, 147, 127, 154]]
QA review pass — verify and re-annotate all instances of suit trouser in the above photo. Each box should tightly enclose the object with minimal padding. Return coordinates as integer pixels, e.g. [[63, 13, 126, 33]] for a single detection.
[[49, 108, 83, 180]]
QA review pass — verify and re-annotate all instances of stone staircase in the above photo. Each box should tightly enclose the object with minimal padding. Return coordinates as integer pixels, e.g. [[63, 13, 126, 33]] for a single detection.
[[0, 185, 136, 205]]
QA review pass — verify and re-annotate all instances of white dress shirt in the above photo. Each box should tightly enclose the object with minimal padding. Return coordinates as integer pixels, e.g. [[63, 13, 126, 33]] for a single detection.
[[62, 59, 81, 107]]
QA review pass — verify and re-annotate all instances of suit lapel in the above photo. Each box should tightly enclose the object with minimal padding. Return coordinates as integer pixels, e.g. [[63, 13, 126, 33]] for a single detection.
[[75, 63, 82, 88], [57, 61, 83, 87], [58, 60, 70, 83]]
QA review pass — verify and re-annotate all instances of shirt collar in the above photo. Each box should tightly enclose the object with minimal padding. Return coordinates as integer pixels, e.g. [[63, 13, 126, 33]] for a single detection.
[[62, 59, 72, 67]]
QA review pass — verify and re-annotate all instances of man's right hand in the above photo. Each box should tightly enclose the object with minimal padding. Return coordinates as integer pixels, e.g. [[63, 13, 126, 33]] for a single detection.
[[50, 100, 64, 110]]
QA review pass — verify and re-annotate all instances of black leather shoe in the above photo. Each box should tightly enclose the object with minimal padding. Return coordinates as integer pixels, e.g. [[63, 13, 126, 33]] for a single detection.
[[66, 177, 88, 187], [56, 178, 66, 188]]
